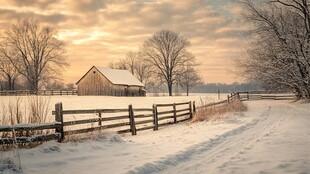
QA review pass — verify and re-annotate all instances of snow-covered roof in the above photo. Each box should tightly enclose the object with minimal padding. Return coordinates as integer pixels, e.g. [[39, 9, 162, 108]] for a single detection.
[[95, 66, 144, 87]]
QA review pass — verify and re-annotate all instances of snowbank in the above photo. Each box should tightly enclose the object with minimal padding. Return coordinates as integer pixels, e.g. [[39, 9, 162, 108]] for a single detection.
[[1, 100, 310, 174]]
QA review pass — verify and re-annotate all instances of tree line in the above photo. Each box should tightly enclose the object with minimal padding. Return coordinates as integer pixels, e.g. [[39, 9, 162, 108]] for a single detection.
[[0, 20, 201, 96], [109, 30, 201, 96]]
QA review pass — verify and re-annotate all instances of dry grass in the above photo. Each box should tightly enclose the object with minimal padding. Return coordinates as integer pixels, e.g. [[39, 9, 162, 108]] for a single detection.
[[192, 100, 248, 123], [0, 96, 52, 150]]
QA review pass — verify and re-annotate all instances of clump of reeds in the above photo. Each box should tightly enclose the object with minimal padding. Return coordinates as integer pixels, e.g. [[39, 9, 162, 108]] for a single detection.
[[192, 100, 248, 123], [0, 96, 52, 150]]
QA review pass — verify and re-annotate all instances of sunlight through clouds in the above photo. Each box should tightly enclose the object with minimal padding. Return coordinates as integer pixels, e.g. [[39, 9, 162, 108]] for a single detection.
[[0, 0, 247, 84]]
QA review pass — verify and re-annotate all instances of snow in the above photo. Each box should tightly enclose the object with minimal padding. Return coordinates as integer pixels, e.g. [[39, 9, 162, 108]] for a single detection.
[[94, 66, 144, 87], [0, 94, 227, 123], [1, 100, 310, 174]]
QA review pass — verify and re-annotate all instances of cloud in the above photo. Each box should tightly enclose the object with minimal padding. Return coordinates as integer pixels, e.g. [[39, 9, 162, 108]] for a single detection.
[[0, 0, 246, 84], [8, 0, 60, 9], [67, 0, 107, 13]]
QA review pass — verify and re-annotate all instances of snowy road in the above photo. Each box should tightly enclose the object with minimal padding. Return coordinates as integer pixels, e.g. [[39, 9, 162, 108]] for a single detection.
[[1, 100, 310, 174], [129, 101, 310, 174]]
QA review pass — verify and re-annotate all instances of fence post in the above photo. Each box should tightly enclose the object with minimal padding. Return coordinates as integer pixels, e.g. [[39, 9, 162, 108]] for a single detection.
[[227, 95, 230, 103], [128, 104, 136, 135], [173, 103, 177, 123], [55, 102, 64, 142], [247, 92, 249, 100], [152, 104, 158, 131], [237, 92, 240, 100], [193, 101, 196, 114], [98, 112, 102, 127], [189, 101, 193, 119]]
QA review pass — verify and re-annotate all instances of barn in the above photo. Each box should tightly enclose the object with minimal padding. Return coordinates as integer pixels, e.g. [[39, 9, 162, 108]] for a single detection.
[[76, 66, 145, 96]]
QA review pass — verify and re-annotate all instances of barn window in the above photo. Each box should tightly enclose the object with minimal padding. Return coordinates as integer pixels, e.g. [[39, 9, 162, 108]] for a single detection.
[[93, 71, 96, 74]]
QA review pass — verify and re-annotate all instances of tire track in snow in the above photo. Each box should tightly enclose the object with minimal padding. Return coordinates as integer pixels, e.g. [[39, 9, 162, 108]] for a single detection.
[[126, 104, 290, 174]]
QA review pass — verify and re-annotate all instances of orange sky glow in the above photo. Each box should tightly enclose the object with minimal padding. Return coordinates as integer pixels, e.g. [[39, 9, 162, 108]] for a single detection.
[[0, 0, 248, 84]]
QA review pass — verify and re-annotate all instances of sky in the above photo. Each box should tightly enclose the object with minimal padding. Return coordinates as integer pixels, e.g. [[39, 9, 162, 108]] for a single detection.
[[0, 0, 247, 84]]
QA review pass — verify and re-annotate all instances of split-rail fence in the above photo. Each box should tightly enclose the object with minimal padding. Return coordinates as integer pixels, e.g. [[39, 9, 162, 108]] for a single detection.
[[0, 91, 296, 145]]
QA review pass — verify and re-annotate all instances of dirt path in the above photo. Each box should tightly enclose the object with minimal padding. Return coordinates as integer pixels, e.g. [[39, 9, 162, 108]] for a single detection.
[[128, 101, 310, 174]]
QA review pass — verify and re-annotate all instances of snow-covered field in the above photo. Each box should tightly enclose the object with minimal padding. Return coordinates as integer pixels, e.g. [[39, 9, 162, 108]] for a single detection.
[[0, 93, 226, 110], [1, 100, 310, 174], [0, 93, 226, 124]]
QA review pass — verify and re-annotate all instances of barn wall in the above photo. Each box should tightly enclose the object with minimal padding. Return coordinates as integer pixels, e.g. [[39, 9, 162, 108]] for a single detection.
[[77, 67, 114, 96], [77, 67, 145, 96]]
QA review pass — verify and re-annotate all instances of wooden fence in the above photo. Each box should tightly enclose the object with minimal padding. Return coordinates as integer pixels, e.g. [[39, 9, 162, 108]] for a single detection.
[[0, 89, 77, 96], [0, 101, 192, 144], [0, 91, 297, 145], [195, 91, 296, 111]]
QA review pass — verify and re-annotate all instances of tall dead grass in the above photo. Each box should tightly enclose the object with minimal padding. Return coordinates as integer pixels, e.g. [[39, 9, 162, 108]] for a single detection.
[[0, 96, 52, 150], [192, 100, 248, 122]]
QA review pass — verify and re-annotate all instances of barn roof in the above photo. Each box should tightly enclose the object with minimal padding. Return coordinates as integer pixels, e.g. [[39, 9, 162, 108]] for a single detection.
[[76, 66, 144, 87]]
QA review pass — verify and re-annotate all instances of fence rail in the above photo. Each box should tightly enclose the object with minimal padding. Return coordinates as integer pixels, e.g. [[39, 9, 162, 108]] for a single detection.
[[0, 122, 61, 145], [0, 89, 77, 96]]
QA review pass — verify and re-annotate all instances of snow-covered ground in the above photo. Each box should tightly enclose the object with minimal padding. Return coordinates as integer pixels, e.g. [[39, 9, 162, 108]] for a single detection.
[[1, 100, 310, 174], [0, 94, 226, 125]]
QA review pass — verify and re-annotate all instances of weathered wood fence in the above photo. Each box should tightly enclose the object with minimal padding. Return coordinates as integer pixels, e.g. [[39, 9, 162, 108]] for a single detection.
[[0, 91, 297, 145], [0, 101, 192, 144], [195, 91, 296, 110], [0, 89, 77, 96]]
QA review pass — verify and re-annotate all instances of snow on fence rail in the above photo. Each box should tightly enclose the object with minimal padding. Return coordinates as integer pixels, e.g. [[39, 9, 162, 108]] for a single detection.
[[0, 101, 193, 144], [0, 123, 61, 144], [0, 89, 77, 96]]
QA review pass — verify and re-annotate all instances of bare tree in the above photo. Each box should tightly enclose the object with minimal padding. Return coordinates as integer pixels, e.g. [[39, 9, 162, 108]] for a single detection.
[[141, 30, 194, 96], [178, 65, 201, 96], [125, 51, 137, 75], [108, 59, 127, 70], [0, 19, 68, 92], [0, 57, 19, 90], [109, 51, 153, 88], [237, 0, 310, 99]]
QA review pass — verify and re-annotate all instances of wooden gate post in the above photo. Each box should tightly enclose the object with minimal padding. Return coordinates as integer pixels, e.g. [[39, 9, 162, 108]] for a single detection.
[[189, 101, 193, 119], [128, 104, 137, 135], [173, 103, 177, 124], [193, 101, 196, 114], [55, 102, 64, 142], [152, 104, 158, 131]]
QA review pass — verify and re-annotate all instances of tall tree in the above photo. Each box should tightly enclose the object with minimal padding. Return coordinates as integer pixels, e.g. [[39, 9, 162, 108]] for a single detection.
[[141, 30, 194, 96], [0, 18, 68, 92], [237, 0, 310, 99]]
